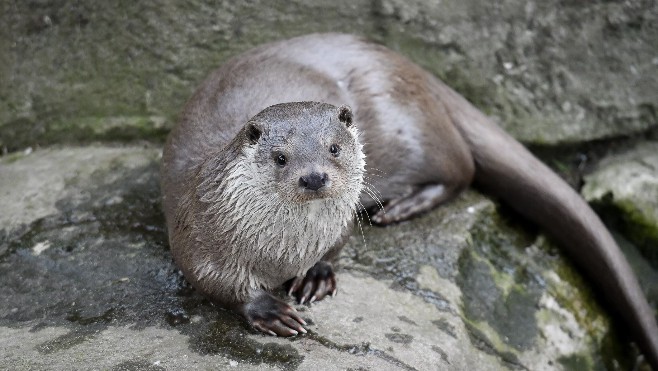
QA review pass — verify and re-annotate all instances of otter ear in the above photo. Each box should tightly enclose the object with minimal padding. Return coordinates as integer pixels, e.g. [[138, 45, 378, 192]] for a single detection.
[[338, 105, 353, 127], [246, 122, 262, 144]]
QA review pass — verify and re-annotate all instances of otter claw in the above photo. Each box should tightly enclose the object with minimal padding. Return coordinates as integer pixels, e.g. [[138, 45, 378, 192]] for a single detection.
[[287, 261, 337, 304], [287, 277, 303, 297], [244, 292, 307, 336]]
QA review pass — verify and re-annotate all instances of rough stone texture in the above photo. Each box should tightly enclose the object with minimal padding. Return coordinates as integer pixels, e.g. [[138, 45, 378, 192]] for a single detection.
[[2, 1, 657, 369], [1, 146, 654, 370], [0, 146, 160, 233], [582, 141, 658, 266], [1, 0, 657, 152]]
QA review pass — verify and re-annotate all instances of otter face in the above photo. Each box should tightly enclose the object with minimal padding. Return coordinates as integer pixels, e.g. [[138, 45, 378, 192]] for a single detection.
[[243, 102, 365, 205]]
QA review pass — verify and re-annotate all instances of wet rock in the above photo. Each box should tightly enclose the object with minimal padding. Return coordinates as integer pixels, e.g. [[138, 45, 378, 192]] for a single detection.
[[2, 145, 654, 370], [0, 146, 162, 233], [1, 1, 656, 369], [1, 0, 657, 152]]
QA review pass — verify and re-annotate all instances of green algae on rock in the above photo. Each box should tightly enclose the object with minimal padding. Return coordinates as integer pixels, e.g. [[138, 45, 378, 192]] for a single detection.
[[0, 145, 653, 369], [582, 142, 658, 265]]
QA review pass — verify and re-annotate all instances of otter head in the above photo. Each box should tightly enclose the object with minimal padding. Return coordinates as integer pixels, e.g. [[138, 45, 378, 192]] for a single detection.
[[239, 102, 364, 206]]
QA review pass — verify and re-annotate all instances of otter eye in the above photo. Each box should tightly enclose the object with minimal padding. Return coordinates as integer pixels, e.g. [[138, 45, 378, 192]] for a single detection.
[[330, 144, 340, 157], [276, 154, 287, 166]]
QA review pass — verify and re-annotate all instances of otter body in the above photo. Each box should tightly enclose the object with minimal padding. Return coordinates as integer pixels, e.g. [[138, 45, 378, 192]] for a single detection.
[[162, 33, 658, 365], [166, 101, 363, 334]]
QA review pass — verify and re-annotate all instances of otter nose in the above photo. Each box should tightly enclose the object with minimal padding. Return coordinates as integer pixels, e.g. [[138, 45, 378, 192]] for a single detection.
[[299, 172, 329, 191]]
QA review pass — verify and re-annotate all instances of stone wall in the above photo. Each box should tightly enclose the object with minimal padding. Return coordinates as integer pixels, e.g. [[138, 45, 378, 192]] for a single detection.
[[2, 0, 657, 151]]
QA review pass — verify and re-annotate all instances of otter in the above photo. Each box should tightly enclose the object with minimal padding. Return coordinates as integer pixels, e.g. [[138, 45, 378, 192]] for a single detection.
[[166, 102, 364, 334], [162, 33, 658, 366]]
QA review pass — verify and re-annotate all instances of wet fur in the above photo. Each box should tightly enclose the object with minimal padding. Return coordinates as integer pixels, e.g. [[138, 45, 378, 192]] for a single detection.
[[169, 102, 364, 305], [162, 33, 658, 365]]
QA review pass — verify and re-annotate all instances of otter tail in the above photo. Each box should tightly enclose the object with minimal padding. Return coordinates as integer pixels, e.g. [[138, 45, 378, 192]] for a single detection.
[[441, 84, 658, 367]]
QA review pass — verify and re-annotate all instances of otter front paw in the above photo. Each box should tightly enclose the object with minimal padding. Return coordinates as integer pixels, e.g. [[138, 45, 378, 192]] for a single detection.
[[287, 261, 337, 304], [243, 292, 307, 336]]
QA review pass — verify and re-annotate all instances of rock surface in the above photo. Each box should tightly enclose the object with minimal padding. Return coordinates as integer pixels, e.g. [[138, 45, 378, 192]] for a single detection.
[[1, 1, 657, 370], [1, 146, 653, 370], [582, 141, 658, 266], [1, 0, 657, 151]]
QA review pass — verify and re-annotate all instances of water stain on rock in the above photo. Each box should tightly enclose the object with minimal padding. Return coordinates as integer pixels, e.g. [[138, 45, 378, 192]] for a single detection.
[[112, 359, 166, 371], [398, 315, 418, 326], [36, 327, 103, 355], [432, 318, 457, 339], [0, 160, 184, 333], [385, 333, 414, 345], [189, 315, 303, 371], [431, 345, 450, 364], [456, 213, 542, 352]]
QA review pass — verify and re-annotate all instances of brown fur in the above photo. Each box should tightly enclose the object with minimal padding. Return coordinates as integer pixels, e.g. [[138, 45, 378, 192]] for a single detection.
[[162, 33, 657, 365]]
